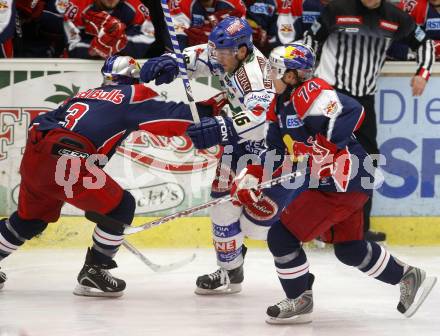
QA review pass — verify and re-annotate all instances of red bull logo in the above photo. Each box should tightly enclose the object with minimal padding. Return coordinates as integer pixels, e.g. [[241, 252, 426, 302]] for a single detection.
[[285, 46, 306, 60]]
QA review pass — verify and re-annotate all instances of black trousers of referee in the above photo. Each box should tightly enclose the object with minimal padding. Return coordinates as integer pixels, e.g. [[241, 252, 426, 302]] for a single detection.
[[337, 90, 379, 233]]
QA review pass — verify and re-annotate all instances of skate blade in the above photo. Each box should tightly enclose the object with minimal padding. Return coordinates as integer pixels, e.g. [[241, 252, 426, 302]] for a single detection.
[[0, 283, 4, 290], [73, 284, 124, 298], [265, 313, 312, 325], [404, 276, 437, 318], [194, 283, 242, 295]]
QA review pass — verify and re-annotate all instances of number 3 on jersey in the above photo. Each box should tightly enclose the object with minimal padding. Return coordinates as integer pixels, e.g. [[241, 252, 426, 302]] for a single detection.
[[64, 102, 89, 130]]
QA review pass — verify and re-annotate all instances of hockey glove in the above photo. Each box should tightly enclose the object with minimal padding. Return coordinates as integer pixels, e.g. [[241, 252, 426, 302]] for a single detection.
[[140, 55, 179, 85], [230, 165, 264, 207], [186, 116, 238, 149], [83, 11, 123, 36], [292, 134, 351, 190], [89, 32, 128, 58], [196, 92, 228, 118]]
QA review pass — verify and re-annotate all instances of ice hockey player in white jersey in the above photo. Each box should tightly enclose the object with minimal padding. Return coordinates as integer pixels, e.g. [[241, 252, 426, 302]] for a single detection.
[[141, 17, 296, 295]]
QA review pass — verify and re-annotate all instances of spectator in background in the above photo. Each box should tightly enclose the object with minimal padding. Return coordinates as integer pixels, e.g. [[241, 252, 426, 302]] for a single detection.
[[168, 0, 246, 50], [0, 0, 15, 58], [64, 0, 155, 59], [245, 0, 280, 56], [277, 0, 329, 45], [303, 0, 434, 242], [389, 0, 440, 61], [15, 0, 68, 57]]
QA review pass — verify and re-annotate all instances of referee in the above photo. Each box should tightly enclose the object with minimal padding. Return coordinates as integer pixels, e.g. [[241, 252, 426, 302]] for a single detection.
[[303, 0, 434, 241]]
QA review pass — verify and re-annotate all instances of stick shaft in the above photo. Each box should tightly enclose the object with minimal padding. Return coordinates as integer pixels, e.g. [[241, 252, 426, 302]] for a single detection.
[[125, 169, 305, 235], [161, 0, 200, 123]]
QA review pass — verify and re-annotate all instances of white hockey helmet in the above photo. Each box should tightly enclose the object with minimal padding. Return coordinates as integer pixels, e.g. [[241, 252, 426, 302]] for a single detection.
[[101, 55, 141, 85], [269, 43, 316, 82]]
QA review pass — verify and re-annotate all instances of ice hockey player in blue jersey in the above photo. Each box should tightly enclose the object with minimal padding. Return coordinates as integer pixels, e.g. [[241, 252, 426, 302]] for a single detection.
[[0, 55, 212, 296], [231, 42, 437, 323]]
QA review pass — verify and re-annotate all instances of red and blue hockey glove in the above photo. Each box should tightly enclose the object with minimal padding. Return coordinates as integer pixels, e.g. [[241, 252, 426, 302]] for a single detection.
[[140, 55, 179, 85], [230, 165, 264, 207], [89, 32, 127, 58], [83, 11, 126, 37], [292, 134, 351, 190], [196, 92, 228, 118], [186, 116, 238, 149], [292, 134, 338, 178], [86, 11, 127, 58]]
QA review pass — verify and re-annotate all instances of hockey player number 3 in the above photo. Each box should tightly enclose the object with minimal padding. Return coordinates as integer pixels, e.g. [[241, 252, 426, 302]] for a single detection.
[[64, 102, 89, 130]]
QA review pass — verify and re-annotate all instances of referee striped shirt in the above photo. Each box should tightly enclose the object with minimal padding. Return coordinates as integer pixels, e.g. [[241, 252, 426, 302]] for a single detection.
[[303, 0, 434, 97]]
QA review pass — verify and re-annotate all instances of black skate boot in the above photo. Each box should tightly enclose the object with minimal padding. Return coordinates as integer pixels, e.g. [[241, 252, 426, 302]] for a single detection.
[[73, 248, 126, 297], [266, 273, 315, 324], [195, 245, 247, 295], [0, 268, 6, 290], [397, 265, 437, 317]]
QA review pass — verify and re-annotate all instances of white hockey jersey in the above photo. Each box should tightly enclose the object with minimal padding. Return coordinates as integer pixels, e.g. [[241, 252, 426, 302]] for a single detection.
[[183, 45, 275, 154]]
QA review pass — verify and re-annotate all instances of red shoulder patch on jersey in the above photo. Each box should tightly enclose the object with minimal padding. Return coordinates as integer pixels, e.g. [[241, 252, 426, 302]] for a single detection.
[[399, 0, 428, 25], [130, 84, 159, 104], [379, 20, 399, 32], [291, 78, 334, 118]]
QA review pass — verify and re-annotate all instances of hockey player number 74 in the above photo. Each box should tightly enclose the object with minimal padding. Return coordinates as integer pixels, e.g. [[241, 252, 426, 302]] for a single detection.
[[64, 102, 89, 130]]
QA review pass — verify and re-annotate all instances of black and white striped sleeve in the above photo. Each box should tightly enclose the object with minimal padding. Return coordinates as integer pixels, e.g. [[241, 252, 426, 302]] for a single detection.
[[395, 16, 435, 80]]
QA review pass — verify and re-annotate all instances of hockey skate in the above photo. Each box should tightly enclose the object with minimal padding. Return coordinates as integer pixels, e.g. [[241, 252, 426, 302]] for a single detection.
[[0, 269, 6, 290], [73, 248, 126, 298], [397, 266, 437, 317], [266, 273, 315, 324], [195, 246, 246, 295]]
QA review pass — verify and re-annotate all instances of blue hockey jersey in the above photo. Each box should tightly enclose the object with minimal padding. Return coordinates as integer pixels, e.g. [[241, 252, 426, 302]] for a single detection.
[[31, 84, 194, 159], [264, 77, 375, 194]]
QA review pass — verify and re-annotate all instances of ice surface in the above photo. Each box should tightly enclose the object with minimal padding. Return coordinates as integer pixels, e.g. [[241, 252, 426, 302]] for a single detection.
[[0, 247, 439, 336]]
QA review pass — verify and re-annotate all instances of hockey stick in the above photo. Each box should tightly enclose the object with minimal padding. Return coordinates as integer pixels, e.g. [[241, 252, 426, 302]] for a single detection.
[[122, 240, 196, 273], [86, 168, 305, 235], [161, 0, 200, 123]]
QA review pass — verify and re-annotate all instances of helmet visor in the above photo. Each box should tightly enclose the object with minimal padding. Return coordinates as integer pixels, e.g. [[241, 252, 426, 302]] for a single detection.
[[208, 42, 236, 60]]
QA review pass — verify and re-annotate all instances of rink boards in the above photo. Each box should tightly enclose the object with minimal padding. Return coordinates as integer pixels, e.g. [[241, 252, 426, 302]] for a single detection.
[[20, 216, 440, 248]]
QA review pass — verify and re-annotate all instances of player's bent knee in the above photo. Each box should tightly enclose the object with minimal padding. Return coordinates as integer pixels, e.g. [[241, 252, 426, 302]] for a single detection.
[[240, 214, 269, 240], [334, 240, 367, 266], [107, 190, 136, 225], [209, 201, 242, 226], [267, 221, 301, 256], [9, 211, 48, 240]]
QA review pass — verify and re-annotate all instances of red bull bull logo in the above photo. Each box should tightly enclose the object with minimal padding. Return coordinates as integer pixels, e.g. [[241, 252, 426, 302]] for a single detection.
[[285, 46, 306, 60]]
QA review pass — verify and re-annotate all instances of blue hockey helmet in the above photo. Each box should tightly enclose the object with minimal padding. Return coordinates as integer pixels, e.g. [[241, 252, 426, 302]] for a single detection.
[[208, 17, 253, 52], [101, 55, 141, 85], [269, 42, 316, 81]]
